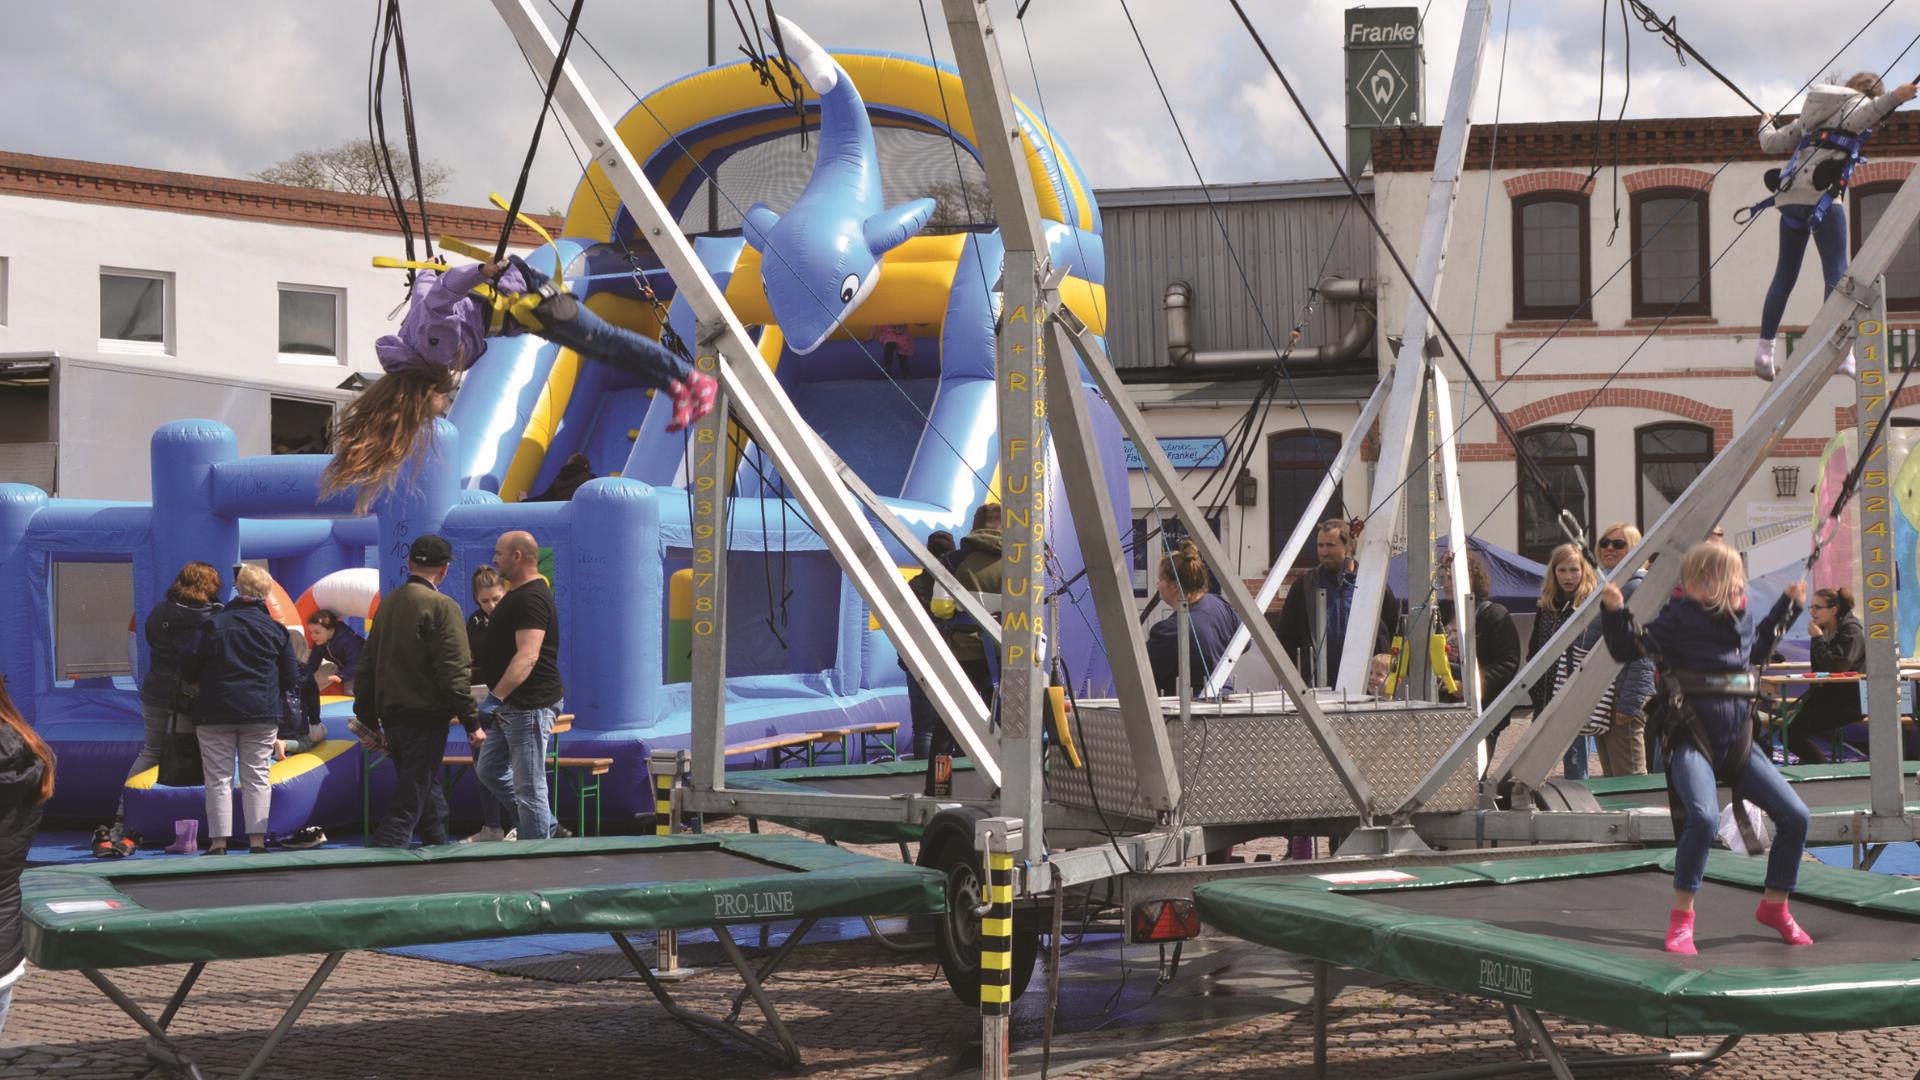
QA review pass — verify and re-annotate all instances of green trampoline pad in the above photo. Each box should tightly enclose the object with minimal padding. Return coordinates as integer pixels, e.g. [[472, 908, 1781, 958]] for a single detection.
[[1194, 848, 1920, 1037], [1587, 762, 1920, 812], [23, 833, 944, 971]]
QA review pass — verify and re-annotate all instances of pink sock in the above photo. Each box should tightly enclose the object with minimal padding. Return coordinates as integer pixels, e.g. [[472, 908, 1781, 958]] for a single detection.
[[1756, 900, 1814, 946], [1665, 909, 1697, 955]]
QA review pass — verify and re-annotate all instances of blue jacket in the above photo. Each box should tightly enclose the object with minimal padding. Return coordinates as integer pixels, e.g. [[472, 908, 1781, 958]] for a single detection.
[[1602, 592, 1798, 752], [181, 598, 300, 727], [1147, 593, 1241, 696]]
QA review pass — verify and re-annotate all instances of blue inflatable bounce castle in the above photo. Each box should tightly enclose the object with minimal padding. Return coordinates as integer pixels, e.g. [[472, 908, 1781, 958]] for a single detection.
[[0, 24, 1127, 835]]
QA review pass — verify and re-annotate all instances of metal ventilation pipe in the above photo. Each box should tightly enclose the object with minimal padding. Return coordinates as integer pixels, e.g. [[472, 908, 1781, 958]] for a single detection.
[[1165, 277, 1376, 370]]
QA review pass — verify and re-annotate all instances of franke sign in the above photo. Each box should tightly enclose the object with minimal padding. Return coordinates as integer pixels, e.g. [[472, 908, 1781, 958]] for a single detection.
[[1345, 7, 1421, 129], [1350, 20, 1418, 44]]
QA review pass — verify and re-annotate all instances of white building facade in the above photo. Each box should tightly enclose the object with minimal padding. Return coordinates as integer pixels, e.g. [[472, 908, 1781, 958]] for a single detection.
[[1371, 114, 1920, 563]]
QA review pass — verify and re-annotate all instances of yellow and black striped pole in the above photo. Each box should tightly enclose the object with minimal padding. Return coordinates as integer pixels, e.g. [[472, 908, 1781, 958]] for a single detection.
[[978, 818, 1022, 1079], [648, 750, 689, 976]]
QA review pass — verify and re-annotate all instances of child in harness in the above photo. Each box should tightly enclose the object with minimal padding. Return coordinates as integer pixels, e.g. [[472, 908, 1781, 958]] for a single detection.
[[1749, 74, 1915, 381], [323, 254, 718, 512], [1598, 542, 1811, 955]]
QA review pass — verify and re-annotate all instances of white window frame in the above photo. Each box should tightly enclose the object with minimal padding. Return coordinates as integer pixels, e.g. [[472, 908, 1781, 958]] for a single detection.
[[98, 267, 174, 356], [277, 283, 347, 366]]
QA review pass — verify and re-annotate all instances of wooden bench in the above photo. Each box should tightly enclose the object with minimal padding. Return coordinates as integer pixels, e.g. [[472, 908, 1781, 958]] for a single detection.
[[810, 721, 901, 765], [723, 731, 821, 768], [361, 712, 578, 843], [441, 752, 612, 837]]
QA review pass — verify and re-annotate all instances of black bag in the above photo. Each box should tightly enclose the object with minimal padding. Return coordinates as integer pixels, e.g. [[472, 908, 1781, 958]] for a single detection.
[[157, 707, 203, 788]]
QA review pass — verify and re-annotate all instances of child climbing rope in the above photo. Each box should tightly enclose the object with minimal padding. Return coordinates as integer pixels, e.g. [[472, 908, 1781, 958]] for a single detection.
[[1597, 542, 1811, 955], [1749, 74, 1916, 381], [323, 254, 718, 511]]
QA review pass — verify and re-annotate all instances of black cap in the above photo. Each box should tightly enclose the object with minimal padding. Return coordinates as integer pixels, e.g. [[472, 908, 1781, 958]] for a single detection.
[[408, 534, 454, 567]]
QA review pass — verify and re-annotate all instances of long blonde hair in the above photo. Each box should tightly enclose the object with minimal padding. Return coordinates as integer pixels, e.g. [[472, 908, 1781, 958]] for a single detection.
[[320, 369, 452, 514], [1538, 543, 1595, 609], [1679, 541, 1746, 617]]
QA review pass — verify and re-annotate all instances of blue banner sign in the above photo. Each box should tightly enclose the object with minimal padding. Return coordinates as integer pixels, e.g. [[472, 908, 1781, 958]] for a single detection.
[[1123, 437, 1227, 471]]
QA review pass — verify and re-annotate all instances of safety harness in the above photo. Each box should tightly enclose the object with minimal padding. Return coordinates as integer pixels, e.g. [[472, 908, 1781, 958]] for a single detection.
[[1735, 126, 1873, 230], [1624, 616, 1771, 856]]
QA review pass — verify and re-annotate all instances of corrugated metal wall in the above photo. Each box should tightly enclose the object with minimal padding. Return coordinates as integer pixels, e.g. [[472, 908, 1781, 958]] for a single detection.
[[1096, 183, 1377, 371]]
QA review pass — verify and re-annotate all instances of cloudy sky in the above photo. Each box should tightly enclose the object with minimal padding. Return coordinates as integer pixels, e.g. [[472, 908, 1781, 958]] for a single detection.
[[6, 1, 1919, 210]]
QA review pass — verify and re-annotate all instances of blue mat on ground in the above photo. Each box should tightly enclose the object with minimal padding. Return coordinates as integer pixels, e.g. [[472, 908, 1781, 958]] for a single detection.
[[1811, 842, 1920, 875]]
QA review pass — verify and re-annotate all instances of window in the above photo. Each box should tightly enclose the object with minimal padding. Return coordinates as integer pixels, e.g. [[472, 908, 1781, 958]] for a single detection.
[[1515, 426, 1595, 564], [278, 285, 343, 363], [1267, 429, 1341, 570], [1512, 192, 1590, 320], [99, 269, 171, 353], [1630, 188, 1711, 318], [1636, 422, 1712, 527], [1131, 514, 1222, 598], [1852, 182, 1920, 311], [270, 397, 335, 455]]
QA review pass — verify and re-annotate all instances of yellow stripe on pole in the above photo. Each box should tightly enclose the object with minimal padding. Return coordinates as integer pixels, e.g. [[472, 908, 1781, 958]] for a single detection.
[[990, 884, 1012, 904], [982, 917, 1013, 937], [981, 950, 1012, 970], [980, 984, 1012, 1005]]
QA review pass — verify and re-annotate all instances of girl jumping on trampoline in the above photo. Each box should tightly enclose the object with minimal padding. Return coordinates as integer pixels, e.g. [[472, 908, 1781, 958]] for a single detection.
[[1598, 543, 1811, 954], [1749, 74, 1915, 382], [323, 255, 717, 512]]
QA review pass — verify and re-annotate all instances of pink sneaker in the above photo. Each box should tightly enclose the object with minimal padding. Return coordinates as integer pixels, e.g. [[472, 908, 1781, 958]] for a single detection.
[[666, 371, 718, 433], [1665, 908, 1697, 954], [1756, 900, 1814, 945]]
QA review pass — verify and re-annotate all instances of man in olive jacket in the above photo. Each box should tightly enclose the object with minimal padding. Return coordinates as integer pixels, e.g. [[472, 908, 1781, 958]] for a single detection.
[[355, 535, 478, 847]]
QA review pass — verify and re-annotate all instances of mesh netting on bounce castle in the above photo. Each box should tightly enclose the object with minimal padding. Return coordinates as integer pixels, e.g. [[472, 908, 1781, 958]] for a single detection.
[[0, 30, 1130, 835]]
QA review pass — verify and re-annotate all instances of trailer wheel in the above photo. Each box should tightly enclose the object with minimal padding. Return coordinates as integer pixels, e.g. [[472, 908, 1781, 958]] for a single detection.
[[918, 807, 1039, 1006]]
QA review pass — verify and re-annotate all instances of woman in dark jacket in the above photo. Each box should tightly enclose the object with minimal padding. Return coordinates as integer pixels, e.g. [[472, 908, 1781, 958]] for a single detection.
[[1789, 587, 1867, 764], [181, 565, 299, 855], [1445, 555, 1522, 756], [0, 674, 56, 1037], [105, 562, 221, 853]]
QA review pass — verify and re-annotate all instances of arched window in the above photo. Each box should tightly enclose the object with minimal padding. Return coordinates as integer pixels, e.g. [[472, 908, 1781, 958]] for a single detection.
[[1630, 188, 1711, 318], [1516, 426, 1594, 563], [1851, 181, 1920, 311], [1267, 429, 1341, 569], [1636, 422, 1712, 527], [1512, 192, 1591, 320]]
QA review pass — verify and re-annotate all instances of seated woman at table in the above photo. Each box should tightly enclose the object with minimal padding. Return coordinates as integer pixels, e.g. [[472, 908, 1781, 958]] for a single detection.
[[1789, 587, 1865, 765]]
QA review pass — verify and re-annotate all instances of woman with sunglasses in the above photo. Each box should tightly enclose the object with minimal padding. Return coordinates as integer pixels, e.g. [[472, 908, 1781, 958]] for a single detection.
[[1594, 523, 1656, 776], [1788, 587, 1865, 764]]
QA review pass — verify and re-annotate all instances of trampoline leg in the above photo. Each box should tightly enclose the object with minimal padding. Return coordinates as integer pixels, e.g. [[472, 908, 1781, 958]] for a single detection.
[[1861, 843, 1888, 871], [1500, 1002, 1535, 1058], [234, 952, 344, 1080], [156, 962, 206, 1030], [611, 930, 803, 1068], [83, 967, 209, 1080], [1312, 960, 1329, 1080], [1511, 1009, 1576, 1080], [724, 917, 819, 1023]]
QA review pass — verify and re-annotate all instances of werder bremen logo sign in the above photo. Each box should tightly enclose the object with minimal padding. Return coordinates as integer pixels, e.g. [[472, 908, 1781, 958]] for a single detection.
[[1354, 49, 1412, 125]]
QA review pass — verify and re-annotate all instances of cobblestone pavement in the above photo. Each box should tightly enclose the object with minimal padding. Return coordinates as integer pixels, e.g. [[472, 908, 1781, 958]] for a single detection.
[[6, 943, 1918, 1079]]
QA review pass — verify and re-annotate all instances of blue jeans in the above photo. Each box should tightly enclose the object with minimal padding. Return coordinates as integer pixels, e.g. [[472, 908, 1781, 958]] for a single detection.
[[1669, 740, 1810, 894], [513, 259, 692, 392], [1562, 734, 1592, 781], [480, 705, 555, 840], [1760, 203, 1849, 340]]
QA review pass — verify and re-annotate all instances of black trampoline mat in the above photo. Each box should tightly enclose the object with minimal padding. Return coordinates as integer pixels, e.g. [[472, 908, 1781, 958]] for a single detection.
[[116, 847, 795, 913], [792, 770, 994, 800], [1598, 774, 1920, 810], [1368, 870, 1920, 969]]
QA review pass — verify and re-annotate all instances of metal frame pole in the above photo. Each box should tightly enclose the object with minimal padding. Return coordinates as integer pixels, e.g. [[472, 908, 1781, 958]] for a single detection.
[[489, 0, 999, 785], [1338, 0, 1492, 693], [689, 325, 730, 793], [1433, 375, 1475, 704], [1057, 313, 1375, 816], [1406, 374, 1436, 697], [1209, 382, 1387, 695], [943, 0, 1178, 825], [1853, 286, 1905, 817]]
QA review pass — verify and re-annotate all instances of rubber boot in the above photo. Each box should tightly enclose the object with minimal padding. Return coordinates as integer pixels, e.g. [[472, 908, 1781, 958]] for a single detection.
[[1756, 900, 1814, 945], [1665, 908, 1697, 954], [165, 819, 199, 855]]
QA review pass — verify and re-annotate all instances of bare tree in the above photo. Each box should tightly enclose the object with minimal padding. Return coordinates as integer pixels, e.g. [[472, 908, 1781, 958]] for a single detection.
[[255, 139, 453, 200]]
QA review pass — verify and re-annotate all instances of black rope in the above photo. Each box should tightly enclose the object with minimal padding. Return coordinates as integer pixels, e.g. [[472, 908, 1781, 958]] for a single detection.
[[495, 0, 586, 263], [726, 0, 808, 147], [387, 1, 433, 260], [1625, 0, 1772, 118], [367, 1, 417, 274], [1807, 346, 1920, 575], [1227, 0, 1593, 564]]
